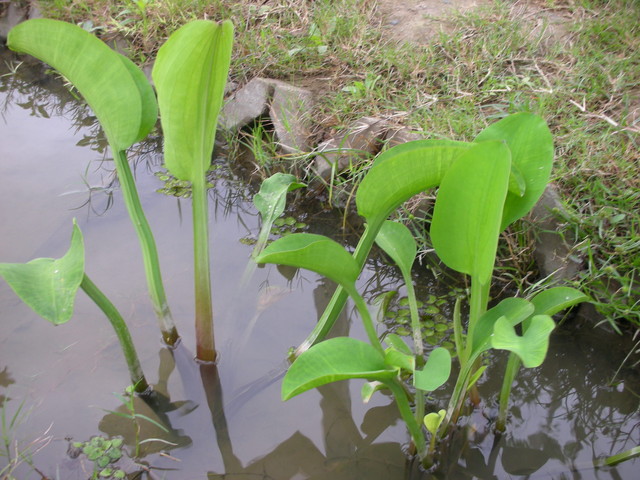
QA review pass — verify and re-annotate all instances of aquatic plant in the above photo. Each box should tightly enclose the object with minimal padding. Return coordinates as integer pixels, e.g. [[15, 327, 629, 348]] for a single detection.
[[152, 20, 233, 362], [7, 18, 178, 345], [7, 18, 235, 363], [0, 221, 150, 394], [255, 113, 589, 464]]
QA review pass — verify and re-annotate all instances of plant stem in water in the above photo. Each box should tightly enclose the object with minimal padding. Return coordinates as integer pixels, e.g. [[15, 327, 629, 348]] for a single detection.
[[80, 274, 149, 394], [112, 148, 178, 345], [192, 177, 216, 362]]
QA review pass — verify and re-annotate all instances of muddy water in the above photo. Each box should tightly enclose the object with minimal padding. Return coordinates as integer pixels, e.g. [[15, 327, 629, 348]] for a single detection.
[[1, 50, 638, 480]]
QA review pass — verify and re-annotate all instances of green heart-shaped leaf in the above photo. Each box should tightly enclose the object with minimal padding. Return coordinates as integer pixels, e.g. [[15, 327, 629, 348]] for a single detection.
[[491, 315, 555, 368], [423, 409, 446, 435], [0, 221, 84, 324], [413, 347, 451, 392], [472, 297, 534, 355], [282, 337, 396, 400]]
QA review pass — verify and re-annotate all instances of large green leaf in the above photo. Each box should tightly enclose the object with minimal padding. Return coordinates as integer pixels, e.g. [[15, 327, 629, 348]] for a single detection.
[[253, 173, 306, 257], [0, 221, 84, 325], [356, 140, 470, 225], [491, 315, 555, 368], [8, 19, 157, 150], [255, 233, 360, 288], [375, 220, 417, 276], [413, 347, 452, 392], [153, 20, 233, 182], [430, 140, 511, 285], [474, 112, 554, 230], [282, 337, 396, 400]]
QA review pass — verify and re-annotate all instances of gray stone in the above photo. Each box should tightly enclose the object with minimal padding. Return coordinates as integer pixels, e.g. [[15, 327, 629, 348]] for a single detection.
[[530, 184, 583, 283], [269, 81, 314, 155], [0, 1, 29, 41], [314, 117, 390, 180], [219, 77, 314, 155], [219, 77, 273, 132], [384, 126, 424, 147]]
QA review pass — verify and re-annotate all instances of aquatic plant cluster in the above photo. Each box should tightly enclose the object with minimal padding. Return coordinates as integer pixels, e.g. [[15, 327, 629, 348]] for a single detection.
[[0, 18, 597, 470]]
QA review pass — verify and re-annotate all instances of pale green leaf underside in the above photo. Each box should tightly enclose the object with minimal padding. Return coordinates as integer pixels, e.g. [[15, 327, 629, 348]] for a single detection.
[[255, 233, 360, 287], [282, 337, 396, 400], [413, 347, 451, 392], [153, 20, 233, 182], [8, 19, 157, 150], [431, 140, 511, 285], [0, 222, 84, 324], [491, 315, 555, 368]]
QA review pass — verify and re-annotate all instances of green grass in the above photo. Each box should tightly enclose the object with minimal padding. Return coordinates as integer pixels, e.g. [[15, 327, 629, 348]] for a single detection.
[[32, 0, 640, 331]]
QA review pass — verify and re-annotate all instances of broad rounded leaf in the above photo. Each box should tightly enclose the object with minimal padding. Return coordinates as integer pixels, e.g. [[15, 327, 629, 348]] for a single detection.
[[0, 221, 84, 324], [491, 315, 555, 368], [8, 19, 157, 150], [282, 337, 396, 400], [431, 140, 511, 285], [153, 20, 233, 182], [413, 347, 451, 392], [475, 112, 554, 230], [255, 233, 360, 287]]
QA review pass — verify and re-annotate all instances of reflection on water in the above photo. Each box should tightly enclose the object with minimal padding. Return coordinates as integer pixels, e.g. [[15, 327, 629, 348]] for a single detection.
[[0, 47, 639, 479]]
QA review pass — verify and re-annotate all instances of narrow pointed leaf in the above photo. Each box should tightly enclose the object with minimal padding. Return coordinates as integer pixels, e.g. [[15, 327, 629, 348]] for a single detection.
[[0, 221, 84, 324], [491, 315, 556, 368], [8, 19, 157, 150], [413, 347, 451, 392], [282, 337, 396, 400], [255, 233, 360, 287], [431, 140, 511, 285], [153, 20, 233, 182], [253, 173, 306, 257], [375, 220, 417, 275], [474, 112, 554, 230]]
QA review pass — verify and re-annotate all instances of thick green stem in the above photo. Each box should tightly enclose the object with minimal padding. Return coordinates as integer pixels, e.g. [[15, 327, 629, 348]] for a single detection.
[[112, 148, 178, 346], [295, 221, 382, 356], [348, 286, 384, 354], [387, 379, 427, 458], [192, 178, 215, 362], [80, 274, 149, 394], [496, 353, 521, 432]]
